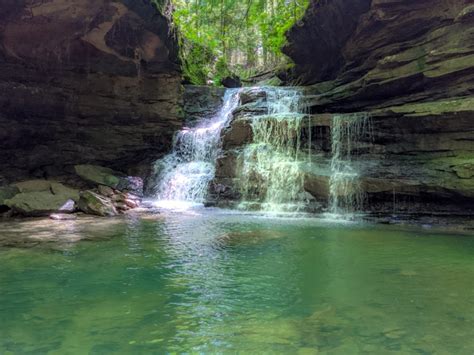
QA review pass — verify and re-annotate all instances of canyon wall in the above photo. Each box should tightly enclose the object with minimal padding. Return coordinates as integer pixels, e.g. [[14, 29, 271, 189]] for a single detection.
[[0, 0, 183, 184], [213, 0, 474, 216]]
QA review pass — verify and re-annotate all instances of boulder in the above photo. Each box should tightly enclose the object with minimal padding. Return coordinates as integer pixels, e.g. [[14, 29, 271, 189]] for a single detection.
[[77, 191, 118, 217], [221, 75, 242, 88], [74, 165, 143, 195], [98, 185, 115, 197], [124, 198, 140, 209], [4, 180, 79, 216], [0, 185, 20, 206]]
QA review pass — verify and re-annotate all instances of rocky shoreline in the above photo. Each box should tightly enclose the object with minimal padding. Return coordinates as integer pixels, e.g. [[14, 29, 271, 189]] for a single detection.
[[0, 165, 144, 219]]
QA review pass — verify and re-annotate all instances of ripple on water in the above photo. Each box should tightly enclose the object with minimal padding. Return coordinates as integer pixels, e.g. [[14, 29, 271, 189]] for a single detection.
[[1, 211, 474, 353]]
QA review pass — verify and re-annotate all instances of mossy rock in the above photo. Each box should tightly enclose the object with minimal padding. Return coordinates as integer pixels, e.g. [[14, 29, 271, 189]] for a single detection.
[[388, 96, 474, 116], [74, 165, 143, 195], [4, 180, 79, 216], [453, 163, 474, 179], [0, 185, 20, 206], [77, 190, 118, 217], [75, 165, 123, 188]]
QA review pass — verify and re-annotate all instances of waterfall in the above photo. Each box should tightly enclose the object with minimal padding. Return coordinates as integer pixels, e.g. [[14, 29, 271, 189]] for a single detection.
[[153, 89, 240, 208], [238, 87, 309, 212], [152, 86, 370, 216], [328, 113, 371, 216]]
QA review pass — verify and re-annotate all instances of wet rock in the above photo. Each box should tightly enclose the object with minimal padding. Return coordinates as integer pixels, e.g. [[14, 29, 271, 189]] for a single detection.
[[240, 88, 267, 105], [222, 119, 253, 149], [221, 75, 242, 88], [184, 85, 226, 126], [77, 191, 118, 217], [50, 213, 78, 221], [4, 180, 79, 216], [304, 174, 330, 201], [124, 198, 140, 209]]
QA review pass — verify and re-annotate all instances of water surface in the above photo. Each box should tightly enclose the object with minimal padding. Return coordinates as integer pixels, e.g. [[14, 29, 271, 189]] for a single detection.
[[1, 211, 473, 354]]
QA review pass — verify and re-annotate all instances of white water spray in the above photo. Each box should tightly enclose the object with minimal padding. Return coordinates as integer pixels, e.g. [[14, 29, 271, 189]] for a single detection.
[[328, 113, 371, 216], [153, 89, 240, 208], [238, 87, 309, 212]]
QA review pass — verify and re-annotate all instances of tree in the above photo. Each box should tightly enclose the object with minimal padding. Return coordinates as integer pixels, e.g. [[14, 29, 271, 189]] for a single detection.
[[168, 0, 309, 85]]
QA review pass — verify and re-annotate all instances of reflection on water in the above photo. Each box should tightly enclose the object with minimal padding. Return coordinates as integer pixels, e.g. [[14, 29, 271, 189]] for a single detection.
[[1, 211, 474, 353]]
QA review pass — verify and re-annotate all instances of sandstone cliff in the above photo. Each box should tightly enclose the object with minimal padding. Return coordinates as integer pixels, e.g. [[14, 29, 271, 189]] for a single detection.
[[0, 0, 183, 184], [213, 0, 474, 216]]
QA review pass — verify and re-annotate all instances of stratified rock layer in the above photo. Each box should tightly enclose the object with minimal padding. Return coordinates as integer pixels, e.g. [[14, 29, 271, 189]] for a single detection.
[[211, 0, 474, 216], [277, 0, 474, 215], [0, 0, 182, 184]]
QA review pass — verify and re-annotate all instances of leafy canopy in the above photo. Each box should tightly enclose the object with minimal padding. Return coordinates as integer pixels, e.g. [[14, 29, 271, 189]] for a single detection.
[[168, 0, 309, 85]]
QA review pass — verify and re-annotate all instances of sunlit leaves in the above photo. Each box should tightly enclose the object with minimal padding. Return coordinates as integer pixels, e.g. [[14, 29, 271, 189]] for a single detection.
[[170, 0, 309, 84]]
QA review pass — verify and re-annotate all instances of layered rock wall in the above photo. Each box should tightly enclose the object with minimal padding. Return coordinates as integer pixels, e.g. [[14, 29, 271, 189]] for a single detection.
[[288, 0, 474, 215], [213, 0, 474, 216], [0, 0, 183, 184]]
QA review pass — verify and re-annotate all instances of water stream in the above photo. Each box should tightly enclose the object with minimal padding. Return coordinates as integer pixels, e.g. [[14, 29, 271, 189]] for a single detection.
[[238, 87, 310, 212], [154, 87, 371, 216], [153, 89, 240, 209], [328, 113, 372, 217]]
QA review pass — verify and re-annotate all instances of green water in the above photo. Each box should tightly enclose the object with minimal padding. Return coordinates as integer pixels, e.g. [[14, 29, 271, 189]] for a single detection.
[[1, 211, 474, 354]]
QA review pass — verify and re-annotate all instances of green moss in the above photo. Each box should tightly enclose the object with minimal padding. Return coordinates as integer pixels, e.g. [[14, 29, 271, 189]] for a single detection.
[[422, 153, 474, 197], [389, 96, 474, 116], [425, 54, 474, 78]]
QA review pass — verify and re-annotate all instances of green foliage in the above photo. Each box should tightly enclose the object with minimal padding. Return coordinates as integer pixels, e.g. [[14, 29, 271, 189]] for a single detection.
[[171, 0, 309, 85], [181, 41, 214, 85]]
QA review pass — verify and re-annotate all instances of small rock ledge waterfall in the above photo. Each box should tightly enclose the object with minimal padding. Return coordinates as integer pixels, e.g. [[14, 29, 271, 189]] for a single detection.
[[237, 88, 310, 212], [329, 113, 372, 216], [154, 86, 371, 216], [153, 89, 240, 207]]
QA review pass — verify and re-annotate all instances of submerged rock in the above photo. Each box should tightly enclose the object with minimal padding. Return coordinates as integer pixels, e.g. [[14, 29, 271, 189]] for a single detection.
[[77, 191, 118, 217]]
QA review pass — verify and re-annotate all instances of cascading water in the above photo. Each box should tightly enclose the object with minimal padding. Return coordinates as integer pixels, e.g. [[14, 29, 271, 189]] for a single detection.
[[238, 87, 310, 212], [153, 86, 369, 216], [328, 113, 371, 216], [153, 89, 240, 208]]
